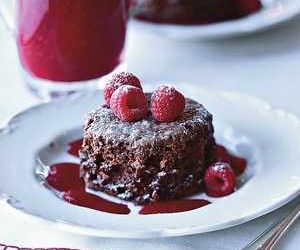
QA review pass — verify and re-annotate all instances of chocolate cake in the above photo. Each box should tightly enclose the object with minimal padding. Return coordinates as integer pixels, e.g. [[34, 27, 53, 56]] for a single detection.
[[80, 95, 215, 204], [131, 0, 262, 25]]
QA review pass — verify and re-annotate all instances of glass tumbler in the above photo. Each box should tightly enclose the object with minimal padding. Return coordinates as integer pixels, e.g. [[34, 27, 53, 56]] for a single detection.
[[0, 0, 128, 99]]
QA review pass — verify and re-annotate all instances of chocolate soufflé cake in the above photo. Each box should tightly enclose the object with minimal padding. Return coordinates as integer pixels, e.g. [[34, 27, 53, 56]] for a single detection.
[[79, 95, 215, 204]]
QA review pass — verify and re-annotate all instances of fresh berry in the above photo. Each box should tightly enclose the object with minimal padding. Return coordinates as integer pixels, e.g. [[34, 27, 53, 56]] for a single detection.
[[151, 85, 185, 122], [204, 162, 236, 197], [104, 72, 142, 106], [110, 85, 148, 122]]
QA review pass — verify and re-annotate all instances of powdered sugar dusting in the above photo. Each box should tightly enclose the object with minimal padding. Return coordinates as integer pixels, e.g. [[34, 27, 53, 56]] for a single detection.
[[85, 94, 212, 148], [211, 162, 231, 172]]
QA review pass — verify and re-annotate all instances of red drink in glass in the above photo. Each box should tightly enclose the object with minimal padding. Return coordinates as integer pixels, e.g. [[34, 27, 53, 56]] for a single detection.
[[16, 0, 127, 97]]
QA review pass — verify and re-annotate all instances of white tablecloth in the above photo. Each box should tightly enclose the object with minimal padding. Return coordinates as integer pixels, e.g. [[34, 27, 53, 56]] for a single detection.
[[0, 16, 300, 249]]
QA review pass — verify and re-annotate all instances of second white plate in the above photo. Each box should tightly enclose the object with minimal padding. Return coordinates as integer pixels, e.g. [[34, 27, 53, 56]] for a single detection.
[[130, 0, 300, 40]]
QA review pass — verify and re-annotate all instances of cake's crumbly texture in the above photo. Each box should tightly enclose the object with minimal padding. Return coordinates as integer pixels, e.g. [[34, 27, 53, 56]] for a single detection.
[[80, 95, 215, 204]]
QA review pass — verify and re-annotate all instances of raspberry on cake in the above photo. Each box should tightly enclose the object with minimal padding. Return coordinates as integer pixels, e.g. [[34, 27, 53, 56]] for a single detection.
[[110, 85, 148, 122], [104, 72, 142, 106], [80, 94, 215, 204], [151, 85, 185, 122]]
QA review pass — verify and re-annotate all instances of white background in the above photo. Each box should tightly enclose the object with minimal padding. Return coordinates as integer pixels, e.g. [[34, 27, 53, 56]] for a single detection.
[[0, 15, 300, 249]]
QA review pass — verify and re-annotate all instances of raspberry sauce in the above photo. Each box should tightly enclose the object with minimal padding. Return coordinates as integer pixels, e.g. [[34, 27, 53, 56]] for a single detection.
[[63, 190, 131, 215], [16, 0, 127, 82], [67, 139, 83, 157], [139, 199, 210, 215], [44, 139, 246, 215], [46, 162, 211, 215], [214, 145, 247, 176], [46, 163, 130, 214], [46, 163, 85, 192]]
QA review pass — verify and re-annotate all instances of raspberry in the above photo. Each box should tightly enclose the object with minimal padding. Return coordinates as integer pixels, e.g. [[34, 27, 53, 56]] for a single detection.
[[151, 85, 185, 122], [104, 72, 142, 106], [204, 162, 236, 197], [110, 85, 148, 122]]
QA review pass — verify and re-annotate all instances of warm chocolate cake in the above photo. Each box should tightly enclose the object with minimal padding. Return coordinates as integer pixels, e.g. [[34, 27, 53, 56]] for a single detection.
[[80, 95, 215, 204]]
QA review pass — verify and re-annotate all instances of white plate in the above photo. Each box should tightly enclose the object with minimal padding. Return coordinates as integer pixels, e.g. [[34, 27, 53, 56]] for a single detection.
[[0, 84, 300, 238], [130, 0, 300, 40]]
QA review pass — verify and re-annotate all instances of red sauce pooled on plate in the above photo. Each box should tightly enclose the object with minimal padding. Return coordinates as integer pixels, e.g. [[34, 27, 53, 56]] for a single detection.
[[67, 138, 83, 157], [46, 162, 130, 214], [213, 145, 247, 176], [45, 140, 247, 215], [139, 199, 210, 215]]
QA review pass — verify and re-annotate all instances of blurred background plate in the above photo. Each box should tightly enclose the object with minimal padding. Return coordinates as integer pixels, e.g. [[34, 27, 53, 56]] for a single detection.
[[130, 0, 300, 40]]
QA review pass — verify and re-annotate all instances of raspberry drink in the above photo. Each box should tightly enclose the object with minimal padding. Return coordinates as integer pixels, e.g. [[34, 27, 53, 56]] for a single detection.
[[16, 0, 127, 96]]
